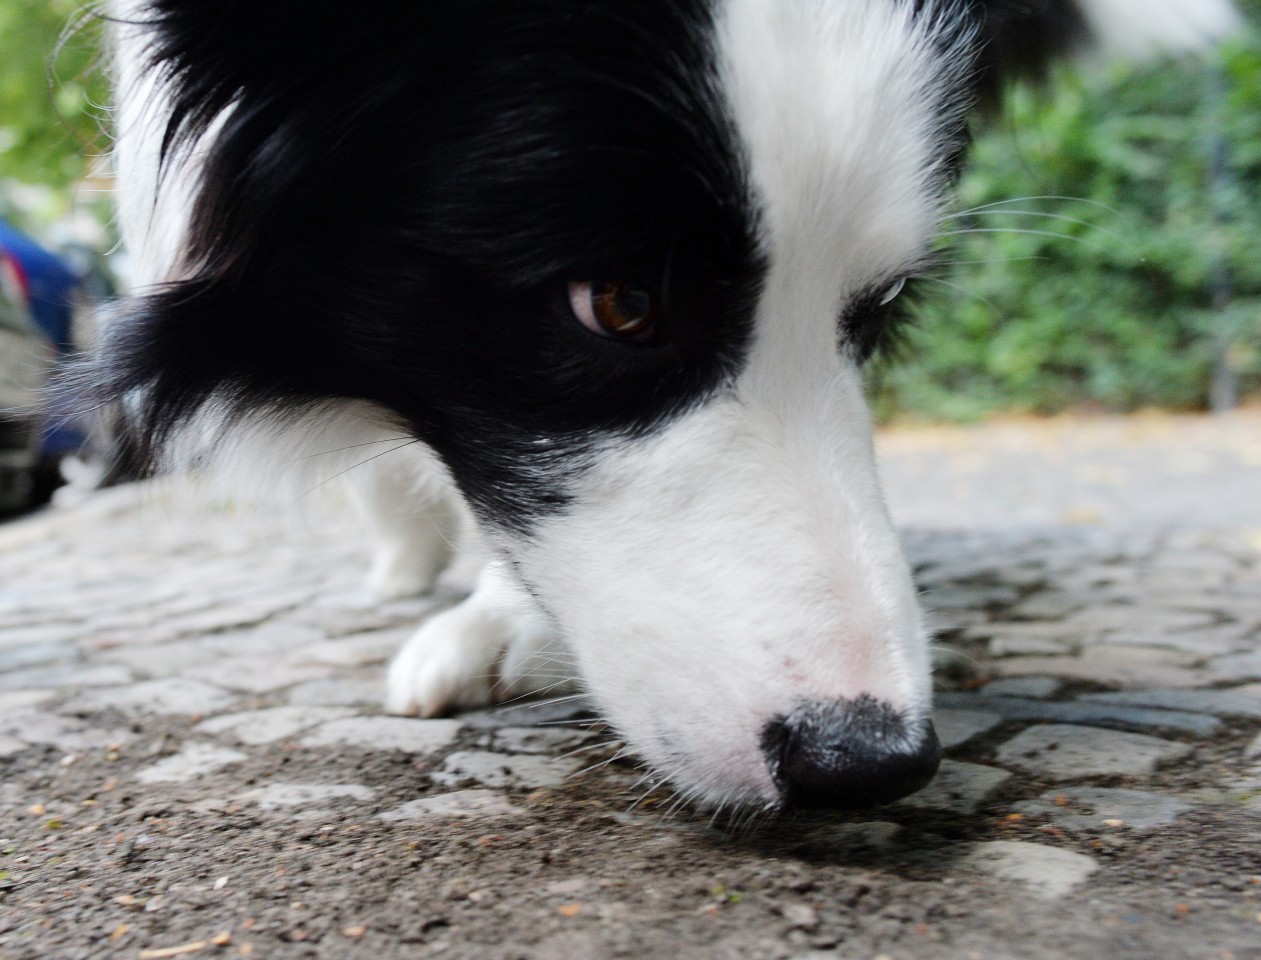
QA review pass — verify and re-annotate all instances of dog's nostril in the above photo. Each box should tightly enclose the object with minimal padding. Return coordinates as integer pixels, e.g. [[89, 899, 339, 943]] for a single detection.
[[760, 696, 941, 810]]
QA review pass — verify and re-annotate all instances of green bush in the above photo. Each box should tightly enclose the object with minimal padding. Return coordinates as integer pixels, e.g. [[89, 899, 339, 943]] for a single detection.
[[872, 26, 1261, 421], [0, 0, 105, 190]]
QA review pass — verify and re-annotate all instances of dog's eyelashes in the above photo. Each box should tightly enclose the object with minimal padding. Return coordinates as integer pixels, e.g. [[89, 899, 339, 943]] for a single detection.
[[568, 280, 660, 342], [878, 277, 907, 306]]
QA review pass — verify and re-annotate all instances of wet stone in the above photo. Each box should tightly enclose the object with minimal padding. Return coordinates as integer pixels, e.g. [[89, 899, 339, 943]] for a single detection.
[[960, 841, 1098, 899], [1014, 787, 1194, 832], [899, 760, 1012, 814], [995, 724, 1193, 780], [300, 716, 461, 753], [378, 789, 526, 822]]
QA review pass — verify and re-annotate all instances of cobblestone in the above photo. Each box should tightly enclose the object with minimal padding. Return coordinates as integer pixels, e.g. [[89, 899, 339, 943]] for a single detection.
[[1, 411, 1259, 959], [994, 724, 1194, 779], [1014, 787, 1195, 832], [960, 841, 1099, 900]]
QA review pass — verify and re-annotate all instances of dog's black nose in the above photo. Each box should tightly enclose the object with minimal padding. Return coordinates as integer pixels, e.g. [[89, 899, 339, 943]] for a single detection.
[[760, 697, 941, 810]]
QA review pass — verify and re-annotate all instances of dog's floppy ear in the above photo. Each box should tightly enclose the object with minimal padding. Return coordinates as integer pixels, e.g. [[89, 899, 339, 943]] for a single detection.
[[970, 0, 1244, 94]]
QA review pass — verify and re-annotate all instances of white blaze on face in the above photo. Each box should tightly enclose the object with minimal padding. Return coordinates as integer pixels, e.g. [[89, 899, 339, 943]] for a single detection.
[[513, 1, 969, 807]]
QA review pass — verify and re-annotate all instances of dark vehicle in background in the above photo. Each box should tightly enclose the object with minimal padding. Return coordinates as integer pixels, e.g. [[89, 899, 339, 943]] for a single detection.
[[0, 248, 54, 512], [0, 219, 101, 515]]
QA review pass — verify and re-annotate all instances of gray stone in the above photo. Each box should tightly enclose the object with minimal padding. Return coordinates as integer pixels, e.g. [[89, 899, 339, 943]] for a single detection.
[[378, 789, 525, 821], [988, 649, 1209, 689], [299, 628, 411, 667], [0, 734, 24, 757], [0, 624, 84, 650], [64, 677, 238, 716], [899, 760, 1011, 814], [978, 677, 1063, 699], [1099, 624, 1254, 656], [995, 725, 1193, 779], [812, 821, 904, 850], [195, 706, 358, 745], [1245, 732, 1261, 760], [960, 841, 1098, 899], [287, 677, 385, 707], [301, 716, 461, 753], [0, 689, 55, 713], [1014, 787, 1194, 832], [924, 584, 1021, 610], [135, 744, 248, 784], [0, 663, 133, 693], [0, 710, 133, 751], [1209, 650, 1261, 682], [433, 750, 583, 790], [1062, 606, 1218, 636], [96, 639, 222, 675], [1006, 591, 1085, 620], [1080, 687, 1261, 720], [235, 783, 376, 812], [933, 708, 1004, 749], [937, 693, 1220, 736], [183, 655, 332, 693], [0, 642, 74, 671], [489, 726, 599, 755]]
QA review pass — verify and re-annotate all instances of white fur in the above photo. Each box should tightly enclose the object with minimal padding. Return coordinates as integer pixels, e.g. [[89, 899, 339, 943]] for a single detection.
[[421, 0, 959, 807], [110, 0, 205, 285], [386, 562, 575, 717]]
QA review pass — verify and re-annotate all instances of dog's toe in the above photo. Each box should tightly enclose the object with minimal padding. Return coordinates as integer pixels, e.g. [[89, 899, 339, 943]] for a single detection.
[[384, 566, 573, 717]]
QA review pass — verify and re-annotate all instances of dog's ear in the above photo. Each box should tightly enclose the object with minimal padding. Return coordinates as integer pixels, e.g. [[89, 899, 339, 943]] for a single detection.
[[970, 0, 1245, 95]]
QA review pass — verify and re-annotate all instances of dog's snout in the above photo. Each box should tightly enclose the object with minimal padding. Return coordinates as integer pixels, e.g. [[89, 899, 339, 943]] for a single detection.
[[760, 697, 941, 810]]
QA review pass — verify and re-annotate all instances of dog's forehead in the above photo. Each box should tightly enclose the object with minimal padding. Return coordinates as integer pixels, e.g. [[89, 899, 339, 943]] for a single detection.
[[716, 0, 974, 290]]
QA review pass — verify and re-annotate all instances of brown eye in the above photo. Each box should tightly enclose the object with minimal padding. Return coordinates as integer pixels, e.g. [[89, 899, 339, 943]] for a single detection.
[[568, 281, 659, 340]]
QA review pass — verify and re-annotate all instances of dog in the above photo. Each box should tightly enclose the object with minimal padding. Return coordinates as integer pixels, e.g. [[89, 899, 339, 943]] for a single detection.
[[98, 0, 1240, 813]]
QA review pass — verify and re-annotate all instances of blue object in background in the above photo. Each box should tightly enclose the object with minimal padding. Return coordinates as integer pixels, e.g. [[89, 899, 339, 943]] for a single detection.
[[0, 219, 86, 456]]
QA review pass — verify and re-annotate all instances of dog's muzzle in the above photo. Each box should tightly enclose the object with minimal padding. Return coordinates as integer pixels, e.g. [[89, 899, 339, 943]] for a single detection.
[[760, 697, 941, 810]]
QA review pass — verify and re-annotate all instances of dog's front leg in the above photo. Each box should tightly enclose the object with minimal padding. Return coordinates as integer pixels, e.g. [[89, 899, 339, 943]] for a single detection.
[[345, 450, 465, 602], [385, 561, 575, 717]]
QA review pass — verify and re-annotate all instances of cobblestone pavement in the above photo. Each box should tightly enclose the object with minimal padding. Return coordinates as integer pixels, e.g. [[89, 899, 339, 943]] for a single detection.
[[1, 412, 1260, 960]]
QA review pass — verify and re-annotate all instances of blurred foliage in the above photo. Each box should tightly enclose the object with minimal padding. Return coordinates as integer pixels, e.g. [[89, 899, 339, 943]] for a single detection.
[[0, 0, 105, 191], [873, 16, 1261, 420]]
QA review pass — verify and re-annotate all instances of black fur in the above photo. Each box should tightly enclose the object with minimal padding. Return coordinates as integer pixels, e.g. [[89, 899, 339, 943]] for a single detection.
[[97, 0, 1097, 530]]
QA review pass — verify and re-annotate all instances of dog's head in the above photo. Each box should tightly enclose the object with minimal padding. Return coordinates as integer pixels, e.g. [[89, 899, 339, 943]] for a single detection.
[[102, 0, 1239, 810]]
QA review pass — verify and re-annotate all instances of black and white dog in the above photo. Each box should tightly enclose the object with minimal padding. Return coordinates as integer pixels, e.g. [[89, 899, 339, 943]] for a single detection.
[[101, 0, 1238, 813]]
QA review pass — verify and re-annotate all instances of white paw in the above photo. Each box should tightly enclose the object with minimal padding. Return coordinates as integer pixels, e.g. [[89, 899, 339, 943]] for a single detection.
[[384, 567, 577, 717]]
